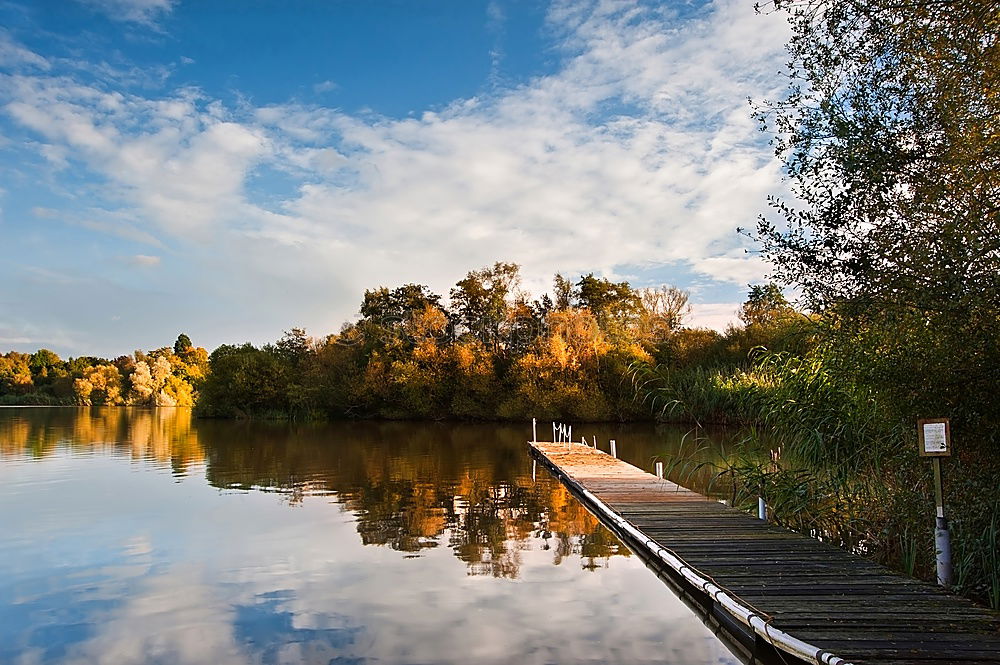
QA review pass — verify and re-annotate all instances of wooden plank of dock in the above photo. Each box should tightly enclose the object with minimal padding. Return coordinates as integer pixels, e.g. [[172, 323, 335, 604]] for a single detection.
[[529, 440, 1000, 665]]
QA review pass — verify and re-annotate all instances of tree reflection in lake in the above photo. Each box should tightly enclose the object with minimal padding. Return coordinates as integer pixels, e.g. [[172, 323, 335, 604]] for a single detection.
[[0, 409, 632, 577], [198, 418, 628, 577], [0, 408, 739, 578], [0, 407, 741, 665]]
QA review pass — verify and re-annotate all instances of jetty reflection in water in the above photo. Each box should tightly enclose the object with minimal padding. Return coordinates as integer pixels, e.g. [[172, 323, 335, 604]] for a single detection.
[[0, 407, 739, 665]]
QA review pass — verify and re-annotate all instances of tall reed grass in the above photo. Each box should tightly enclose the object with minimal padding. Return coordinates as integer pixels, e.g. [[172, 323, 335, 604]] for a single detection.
[[633, 351, 1000, 609]]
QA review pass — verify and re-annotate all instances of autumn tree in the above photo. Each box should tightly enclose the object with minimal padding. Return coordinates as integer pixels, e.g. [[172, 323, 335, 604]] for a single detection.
[[0, 353, 33, 395], [74, 364, 124, 405]]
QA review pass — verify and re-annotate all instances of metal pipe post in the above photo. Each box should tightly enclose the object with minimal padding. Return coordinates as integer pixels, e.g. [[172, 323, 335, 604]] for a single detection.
[[654, 461, 663, 479], [933, 457, 953, 587], [532, 418, 537, 443], [758, 497, 767, 522], [610, 440, 617, 458]]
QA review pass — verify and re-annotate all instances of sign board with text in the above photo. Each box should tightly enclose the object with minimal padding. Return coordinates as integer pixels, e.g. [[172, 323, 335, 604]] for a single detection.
[[918, 418, 951, 457]]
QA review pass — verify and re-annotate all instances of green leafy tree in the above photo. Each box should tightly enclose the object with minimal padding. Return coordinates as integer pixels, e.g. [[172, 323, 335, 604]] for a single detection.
[[361, 285, 442, 327], [449, 262, 522, 353], [174, 333, 193, 355], [197, 344, 292, 418], [754, 0, 1000, 427], [574, 274, 643, 336]]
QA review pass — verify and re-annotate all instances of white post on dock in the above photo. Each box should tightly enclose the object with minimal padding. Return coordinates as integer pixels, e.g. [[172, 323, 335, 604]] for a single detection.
[[610, 440, 617, 458], [532, 459, 536, 482], [758, 497, 767, 521], [552, 422, 556, 443], [655, 461, 663, 479], [592, 435, 597, 448], [568, 426, 572, 446], [532, 418, 537, 443]]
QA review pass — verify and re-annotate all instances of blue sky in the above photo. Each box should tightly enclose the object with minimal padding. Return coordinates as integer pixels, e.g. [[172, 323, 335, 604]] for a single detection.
[[0, 0, 790, 358]]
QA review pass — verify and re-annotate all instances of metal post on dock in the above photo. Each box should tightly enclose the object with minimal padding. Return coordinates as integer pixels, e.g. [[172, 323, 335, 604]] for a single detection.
[[654, 461, 663, 479], [532, 418, 537, 443], [552, 421, 556, 443], [933, 457, 953, 587], [568, 426, 572, 447], [592, 435, 597, 448], [610, 440, 617, 458], [532, 459, 536, 482], [758, 496, 767, 522]]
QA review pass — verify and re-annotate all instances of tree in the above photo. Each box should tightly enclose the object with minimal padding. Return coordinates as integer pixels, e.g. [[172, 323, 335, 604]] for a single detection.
[[449, 262, 522, 352], [196, 344, 291, 417], [174, 333, 193, 355], [275, 328, 311, 365], [754, 0, 1000, 429], [129, 360, 156, 403], [361, 284, 442, 326], [29, 349, 61, 375], [574, 274, 642, 334], [638, 286, 691, 344], [552, 274, 573, 311], [0, 353, 33, 395], [73, 364, 123, 405], [739, 283, 791, 327]]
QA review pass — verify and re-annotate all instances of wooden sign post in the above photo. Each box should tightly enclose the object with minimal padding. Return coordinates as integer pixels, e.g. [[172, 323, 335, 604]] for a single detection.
[[918, 418, 952, 587]]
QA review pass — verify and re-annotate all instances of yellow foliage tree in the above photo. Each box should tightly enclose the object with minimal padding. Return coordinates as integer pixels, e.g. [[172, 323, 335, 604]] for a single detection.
[[73, 364, 124, 405]]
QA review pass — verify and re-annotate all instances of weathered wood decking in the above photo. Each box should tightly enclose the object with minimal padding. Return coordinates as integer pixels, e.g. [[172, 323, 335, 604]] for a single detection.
[[528, 440, 1000, 665]]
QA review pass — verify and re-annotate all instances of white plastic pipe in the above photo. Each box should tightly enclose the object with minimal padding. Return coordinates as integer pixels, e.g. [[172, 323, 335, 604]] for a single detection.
[[574, 485, 854, 665]]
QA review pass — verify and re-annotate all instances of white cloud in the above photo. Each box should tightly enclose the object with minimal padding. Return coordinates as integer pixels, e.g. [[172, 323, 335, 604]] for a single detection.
[[130, 254, 160, 266], [0, 30, 50, 71], [688, 302, 740, 331], [30, 206, 59, 218], [312, 79, 337, 94], [1, 0, 791, 349], [78, 0, 176, 26]]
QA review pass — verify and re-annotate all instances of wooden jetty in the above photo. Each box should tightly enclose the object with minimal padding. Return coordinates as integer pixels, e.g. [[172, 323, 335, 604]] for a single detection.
[[528, 439, 1000, 665]]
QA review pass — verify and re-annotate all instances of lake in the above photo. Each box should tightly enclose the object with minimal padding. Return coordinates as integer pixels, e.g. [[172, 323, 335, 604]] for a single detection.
[[0, 407, 741, 665]]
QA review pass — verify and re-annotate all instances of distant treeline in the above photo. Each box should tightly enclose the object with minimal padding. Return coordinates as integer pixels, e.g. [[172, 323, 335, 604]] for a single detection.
[[0, 262, 806, 421], [195, 264, 806, 421], [0, 335, 208, 407]]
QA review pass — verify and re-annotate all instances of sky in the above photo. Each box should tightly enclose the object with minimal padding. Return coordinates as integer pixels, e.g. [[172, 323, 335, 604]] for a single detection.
[[0, 0, 792, 358]]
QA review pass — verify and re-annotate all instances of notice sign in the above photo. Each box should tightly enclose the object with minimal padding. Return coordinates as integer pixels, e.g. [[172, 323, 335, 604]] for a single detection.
[[918, 418, 951, 457]]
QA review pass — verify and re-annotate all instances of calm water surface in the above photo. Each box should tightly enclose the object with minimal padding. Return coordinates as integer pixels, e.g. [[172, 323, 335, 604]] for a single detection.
[[0, 408, 740, 665]]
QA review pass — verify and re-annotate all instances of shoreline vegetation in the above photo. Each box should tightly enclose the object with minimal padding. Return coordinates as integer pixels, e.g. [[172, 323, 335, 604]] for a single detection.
[[2, 268, 997, 608]]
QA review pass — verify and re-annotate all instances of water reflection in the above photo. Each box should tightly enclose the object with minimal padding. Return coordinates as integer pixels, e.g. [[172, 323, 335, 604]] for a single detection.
[[0, 410, 634, 578], [0, 408, 740, 665], [0, 406, 205, 474]]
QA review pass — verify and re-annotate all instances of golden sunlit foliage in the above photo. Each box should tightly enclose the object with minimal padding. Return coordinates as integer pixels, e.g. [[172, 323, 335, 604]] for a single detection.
[[193, 265, 803, 421], [0, 335, 209, 408]]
